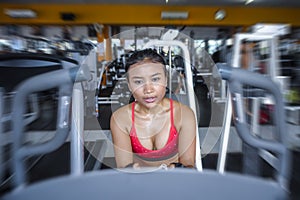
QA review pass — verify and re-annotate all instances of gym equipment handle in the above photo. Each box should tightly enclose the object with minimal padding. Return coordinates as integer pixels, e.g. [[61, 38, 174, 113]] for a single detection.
[[11, 67, 79, 188], [216, 63, 291, 190]]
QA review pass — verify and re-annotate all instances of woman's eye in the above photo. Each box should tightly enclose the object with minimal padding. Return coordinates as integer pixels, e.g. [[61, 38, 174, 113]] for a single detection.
[[134, 80, 143, 85], [152, 77, 160, 82]]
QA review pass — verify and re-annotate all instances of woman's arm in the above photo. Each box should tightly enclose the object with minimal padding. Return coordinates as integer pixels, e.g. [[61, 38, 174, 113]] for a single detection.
[[110, 111, 134, 168], [177, 104, 196, 168]]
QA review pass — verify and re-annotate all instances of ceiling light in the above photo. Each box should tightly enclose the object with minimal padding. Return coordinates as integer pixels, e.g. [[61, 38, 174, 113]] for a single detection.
[[215, 9, 226, 21], [4, 9, 37, 18], [161, 11, 189, 20], [245, 0, 254, 5]]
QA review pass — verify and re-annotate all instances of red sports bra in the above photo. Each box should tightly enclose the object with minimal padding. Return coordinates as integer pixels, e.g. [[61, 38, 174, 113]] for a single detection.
[[129, 99, 178, 161]]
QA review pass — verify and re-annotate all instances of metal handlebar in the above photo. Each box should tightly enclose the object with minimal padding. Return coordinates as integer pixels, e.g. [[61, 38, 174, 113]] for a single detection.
[[11, 67, 79, 188], [216, 63, 291, 190]]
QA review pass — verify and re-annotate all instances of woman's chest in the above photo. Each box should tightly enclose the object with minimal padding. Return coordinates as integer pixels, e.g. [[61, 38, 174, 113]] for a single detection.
[[133, 116, 172, 150]]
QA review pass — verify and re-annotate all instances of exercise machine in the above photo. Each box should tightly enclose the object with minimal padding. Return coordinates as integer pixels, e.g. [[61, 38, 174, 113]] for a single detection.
[[0, 62, 290, 200]]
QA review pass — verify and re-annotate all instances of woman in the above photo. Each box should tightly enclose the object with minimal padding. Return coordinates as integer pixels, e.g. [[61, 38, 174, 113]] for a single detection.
[[110, 49, 196, 169]]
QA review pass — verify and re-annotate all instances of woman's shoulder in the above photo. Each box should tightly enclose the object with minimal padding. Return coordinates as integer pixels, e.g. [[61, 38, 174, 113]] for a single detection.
[[170, 99, 196, 130], [110, 103, 133, 133], [112, 103, 132, 118], [171, 99, 196, 124], [172, 99, 193, 113]]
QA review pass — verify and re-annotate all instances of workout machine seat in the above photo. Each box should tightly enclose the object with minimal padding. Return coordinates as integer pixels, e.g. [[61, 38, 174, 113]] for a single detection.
[[1, 168, 286, 200]]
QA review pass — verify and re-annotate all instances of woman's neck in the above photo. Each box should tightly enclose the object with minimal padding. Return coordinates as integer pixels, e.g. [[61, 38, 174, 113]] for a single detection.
[[136, 98, 168, 116]]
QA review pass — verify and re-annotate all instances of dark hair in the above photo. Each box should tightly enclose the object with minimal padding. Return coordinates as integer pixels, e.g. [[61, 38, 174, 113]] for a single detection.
[[125, 48, 166, 73]]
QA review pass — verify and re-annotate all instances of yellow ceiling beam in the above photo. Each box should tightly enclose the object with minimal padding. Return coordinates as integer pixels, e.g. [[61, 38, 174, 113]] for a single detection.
[[0, 4, 300, 26]]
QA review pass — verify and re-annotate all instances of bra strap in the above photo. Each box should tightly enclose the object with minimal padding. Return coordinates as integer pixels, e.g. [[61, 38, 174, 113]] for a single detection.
[[170, 99, 174, 127], [131, 101, 135, 123]]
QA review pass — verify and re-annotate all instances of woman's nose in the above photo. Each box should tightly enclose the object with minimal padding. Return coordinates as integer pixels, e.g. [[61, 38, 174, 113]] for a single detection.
[[143, 82, 154, 94]]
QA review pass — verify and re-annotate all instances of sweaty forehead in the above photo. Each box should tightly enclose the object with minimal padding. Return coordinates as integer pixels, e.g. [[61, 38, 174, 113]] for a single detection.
[[128, 62, 165, 75]]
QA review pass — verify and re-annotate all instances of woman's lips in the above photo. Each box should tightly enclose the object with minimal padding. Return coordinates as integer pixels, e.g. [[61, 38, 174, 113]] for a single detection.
[[144, 97, 156, 103]]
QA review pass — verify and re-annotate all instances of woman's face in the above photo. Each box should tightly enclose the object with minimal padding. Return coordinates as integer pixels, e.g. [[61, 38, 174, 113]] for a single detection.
[[127, 62, 167, 108]]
